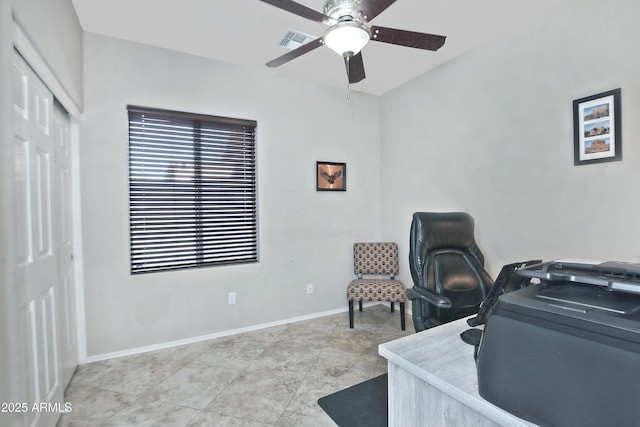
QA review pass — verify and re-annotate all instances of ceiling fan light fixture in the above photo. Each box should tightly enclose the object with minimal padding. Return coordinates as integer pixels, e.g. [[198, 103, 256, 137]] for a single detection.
[[323, 21, 370, 57]]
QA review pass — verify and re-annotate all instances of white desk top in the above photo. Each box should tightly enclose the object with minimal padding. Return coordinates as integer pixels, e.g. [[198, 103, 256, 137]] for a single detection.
[[379, 317, 535, 426]]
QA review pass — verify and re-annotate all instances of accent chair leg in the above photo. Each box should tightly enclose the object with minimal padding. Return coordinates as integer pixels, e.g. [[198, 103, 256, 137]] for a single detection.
[[400, 302, 406, 330], [358, 300, 363, 312], [349, 300, 354, 328], [390, 302, 395, 313]]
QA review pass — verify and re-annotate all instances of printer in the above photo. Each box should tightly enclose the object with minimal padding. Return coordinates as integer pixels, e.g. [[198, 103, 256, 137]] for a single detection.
[[476, 259, 640, 427]]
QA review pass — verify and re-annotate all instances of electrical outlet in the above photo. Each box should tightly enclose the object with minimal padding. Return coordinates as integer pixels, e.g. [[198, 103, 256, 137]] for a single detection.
[[228, 292, 236, 305], [306, 283, 314, 294]]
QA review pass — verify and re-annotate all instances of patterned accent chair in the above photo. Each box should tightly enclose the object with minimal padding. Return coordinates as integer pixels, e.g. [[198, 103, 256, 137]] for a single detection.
[[347, 242, 406, 330]]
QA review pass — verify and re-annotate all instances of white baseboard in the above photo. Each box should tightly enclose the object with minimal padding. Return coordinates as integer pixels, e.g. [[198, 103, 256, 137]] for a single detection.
[[83, 301, 412, 364], [83, 303, 374, 364]]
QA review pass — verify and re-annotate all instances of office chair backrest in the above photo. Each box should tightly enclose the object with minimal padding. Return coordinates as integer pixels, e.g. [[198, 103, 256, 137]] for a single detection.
[[408, 212, 493, 328], [409, 212, 485, 289]]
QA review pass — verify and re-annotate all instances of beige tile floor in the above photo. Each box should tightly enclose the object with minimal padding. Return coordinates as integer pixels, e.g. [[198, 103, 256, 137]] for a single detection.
[[57, 304, 414, 426]]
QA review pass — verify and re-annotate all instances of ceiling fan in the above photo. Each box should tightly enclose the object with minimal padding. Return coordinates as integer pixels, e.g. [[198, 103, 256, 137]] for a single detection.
[[260, 0, 446, 85]]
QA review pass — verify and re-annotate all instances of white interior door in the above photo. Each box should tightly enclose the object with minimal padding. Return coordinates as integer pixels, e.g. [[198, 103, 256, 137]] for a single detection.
[[12, 49, 64, 427], [53, 104, 77, 389]]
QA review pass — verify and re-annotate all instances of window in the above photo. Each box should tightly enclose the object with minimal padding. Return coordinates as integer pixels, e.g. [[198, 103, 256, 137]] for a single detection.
[[128, 106, 257, 274]]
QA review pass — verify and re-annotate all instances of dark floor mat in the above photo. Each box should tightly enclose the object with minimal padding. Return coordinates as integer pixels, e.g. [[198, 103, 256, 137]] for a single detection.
[[318, 373, 387, 427]]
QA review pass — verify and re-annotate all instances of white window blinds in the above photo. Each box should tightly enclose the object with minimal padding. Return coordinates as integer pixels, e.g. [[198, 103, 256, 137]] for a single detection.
[[128, 106, 258, 274]]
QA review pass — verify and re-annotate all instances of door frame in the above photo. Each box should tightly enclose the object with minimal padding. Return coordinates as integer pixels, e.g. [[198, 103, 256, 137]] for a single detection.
[[0, 1, 20, 422]]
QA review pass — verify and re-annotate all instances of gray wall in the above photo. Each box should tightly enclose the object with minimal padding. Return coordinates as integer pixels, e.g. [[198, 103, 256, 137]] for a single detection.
[[81, 33, 382, 357], [380, 0, 640, 281], [11, 0, 639, 362], [82, 0, 640, 357], [12, 0, 83, 109]]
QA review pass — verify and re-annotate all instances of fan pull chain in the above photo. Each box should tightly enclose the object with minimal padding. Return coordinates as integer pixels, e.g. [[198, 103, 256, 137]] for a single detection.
[[345, 53, 351, 99]]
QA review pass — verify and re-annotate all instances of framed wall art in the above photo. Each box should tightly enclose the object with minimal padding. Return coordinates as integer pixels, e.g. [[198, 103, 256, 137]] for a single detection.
[[316, 161, 346, 191], [573, 88, 621, 166]]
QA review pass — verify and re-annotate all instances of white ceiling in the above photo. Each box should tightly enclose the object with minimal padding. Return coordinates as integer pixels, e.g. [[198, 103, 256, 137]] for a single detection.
[[71, 0, 564, 96]]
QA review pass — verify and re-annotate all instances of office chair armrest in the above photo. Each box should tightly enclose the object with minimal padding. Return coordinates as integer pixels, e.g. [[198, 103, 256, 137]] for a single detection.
[[406, 287, 452, 309]]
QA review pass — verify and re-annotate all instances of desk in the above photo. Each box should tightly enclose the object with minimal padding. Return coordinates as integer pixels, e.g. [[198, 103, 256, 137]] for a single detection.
[[379, 317, 536, 427]]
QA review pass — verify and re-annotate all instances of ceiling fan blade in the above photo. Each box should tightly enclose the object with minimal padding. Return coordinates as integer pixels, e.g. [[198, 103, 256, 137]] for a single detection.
[[266, 37, 324, 68], [352, 0, 397, 22], [344, 52, 366, 84], [370, 26, 446, 51], [258, 0, 332, 23]]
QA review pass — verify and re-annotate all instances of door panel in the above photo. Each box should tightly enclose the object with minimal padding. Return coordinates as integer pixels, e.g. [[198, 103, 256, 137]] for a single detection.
[[13, 50, 64, 427], [53, 104, 77, 389], [22, 300, 39, 405], [15, 138, 32, 269], [41, 287, 58, 397], [34, 147, 52, 258]]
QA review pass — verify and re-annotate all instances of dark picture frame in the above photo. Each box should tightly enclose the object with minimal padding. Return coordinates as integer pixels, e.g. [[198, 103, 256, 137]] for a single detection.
[[573, 88, 622, 166], [316, 161, 346, 191]]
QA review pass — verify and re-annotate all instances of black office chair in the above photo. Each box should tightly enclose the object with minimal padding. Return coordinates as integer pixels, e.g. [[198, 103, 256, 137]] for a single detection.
[[406, 212, 494, 332]]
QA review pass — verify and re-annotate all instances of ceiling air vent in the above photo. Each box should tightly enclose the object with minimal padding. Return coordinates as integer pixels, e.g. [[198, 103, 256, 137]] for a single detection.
[[279, 29, 316, 49]]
